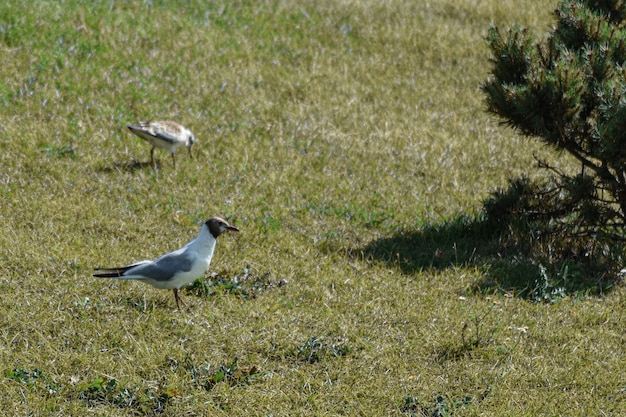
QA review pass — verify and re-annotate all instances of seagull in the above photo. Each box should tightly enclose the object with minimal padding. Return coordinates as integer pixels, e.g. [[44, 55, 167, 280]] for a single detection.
[[127, 120, 196, 168], [93, 217, 239, 309]]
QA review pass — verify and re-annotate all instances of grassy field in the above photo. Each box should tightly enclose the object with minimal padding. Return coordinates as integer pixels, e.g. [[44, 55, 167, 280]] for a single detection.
[[1, 0, 625, 415]]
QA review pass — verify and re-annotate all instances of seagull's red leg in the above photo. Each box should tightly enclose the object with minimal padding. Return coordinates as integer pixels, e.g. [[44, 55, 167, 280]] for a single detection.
[[173, 288, 187, 310]]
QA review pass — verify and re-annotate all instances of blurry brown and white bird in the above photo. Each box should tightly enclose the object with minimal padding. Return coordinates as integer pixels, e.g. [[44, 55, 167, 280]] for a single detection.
[[93, 217, 239, 309], [127, 120, 196, 168]]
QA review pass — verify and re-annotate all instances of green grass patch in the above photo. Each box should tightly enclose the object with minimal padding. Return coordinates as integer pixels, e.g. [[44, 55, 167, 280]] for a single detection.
[[185, 267, 282, 300], [183, 356, 263, 391], [293, 336, 353, 364], [76, 376, 172, 415], [400, 393, 478, 417]]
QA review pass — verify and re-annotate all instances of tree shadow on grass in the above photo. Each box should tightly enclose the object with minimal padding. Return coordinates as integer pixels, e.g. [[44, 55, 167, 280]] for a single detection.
[[361, 214, 619, 300]]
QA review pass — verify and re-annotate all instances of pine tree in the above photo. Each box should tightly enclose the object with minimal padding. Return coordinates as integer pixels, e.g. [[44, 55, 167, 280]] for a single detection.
[[483, 0, 626, 246]]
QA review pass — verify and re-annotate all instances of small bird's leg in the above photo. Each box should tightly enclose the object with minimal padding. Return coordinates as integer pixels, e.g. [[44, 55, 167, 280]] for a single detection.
[[171, 153, 176, 169], [150, 146, 155, 165], [188, 147, 193, 159]]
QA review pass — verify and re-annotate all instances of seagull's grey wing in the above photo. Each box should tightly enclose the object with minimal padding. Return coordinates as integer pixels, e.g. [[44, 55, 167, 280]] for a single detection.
[[128, 252, 195, 282]]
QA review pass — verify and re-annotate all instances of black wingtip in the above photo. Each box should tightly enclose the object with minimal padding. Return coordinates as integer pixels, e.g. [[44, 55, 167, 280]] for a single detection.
[[93, 270, 123, 278], [93, 266, 133, 278]]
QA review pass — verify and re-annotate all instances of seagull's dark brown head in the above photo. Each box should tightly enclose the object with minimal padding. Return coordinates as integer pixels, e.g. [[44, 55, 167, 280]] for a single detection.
[[205, 217, 239, 238]]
